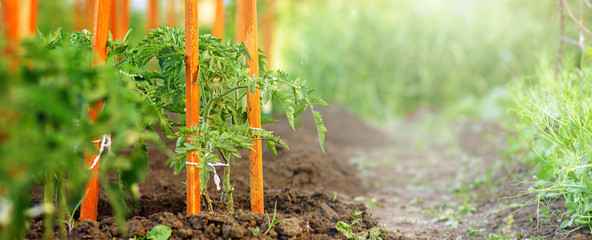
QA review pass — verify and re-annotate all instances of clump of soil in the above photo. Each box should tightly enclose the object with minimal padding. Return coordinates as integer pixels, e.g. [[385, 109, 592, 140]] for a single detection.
[[27, 189, 395, 239], [26, 105, 395, 239]]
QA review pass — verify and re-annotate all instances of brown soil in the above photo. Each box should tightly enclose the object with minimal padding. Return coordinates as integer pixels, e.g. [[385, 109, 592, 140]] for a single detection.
[[25, 105, 396, 239], [25, 105, 592, 239]]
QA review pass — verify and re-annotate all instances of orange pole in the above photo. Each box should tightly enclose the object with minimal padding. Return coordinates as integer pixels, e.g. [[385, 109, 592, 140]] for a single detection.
[[241, 0, 263, 213], [262, 0, 275, 66], [147, 0, 158, 31], [80, 0, 110, 222], [235, 0, 244, 43], [185, 0, 201, 215], [166, 0, 176, 27], [110, 0, 128, 40], [2, 0, 34, 52], [110, 0, 120, 39], [73, 0, 85, 31], [29, 0, 38, 35], [212, 0, 224, 39], [74, 0, 95, 31], [1, 0, 36, 141], [121, 0, 129, 37]]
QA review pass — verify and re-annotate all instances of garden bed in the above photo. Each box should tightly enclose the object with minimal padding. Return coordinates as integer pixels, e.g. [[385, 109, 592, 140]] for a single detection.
[[26, 106, 396, 239]]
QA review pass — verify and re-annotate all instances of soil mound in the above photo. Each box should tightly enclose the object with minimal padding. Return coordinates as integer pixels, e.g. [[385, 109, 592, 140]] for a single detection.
[[27, 189, 396, 239], [26, 105, 394, 239]]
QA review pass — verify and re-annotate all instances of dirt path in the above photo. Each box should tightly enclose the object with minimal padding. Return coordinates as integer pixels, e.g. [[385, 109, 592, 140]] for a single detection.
[[352, 113, 589, 239]]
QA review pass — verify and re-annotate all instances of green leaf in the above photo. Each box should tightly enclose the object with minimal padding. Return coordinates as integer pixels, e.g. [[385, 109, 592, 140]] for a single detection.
[[560, 219, 572, 229], [312, 110, 327, 152], [537, 165, 553, 181], [147, 225, 172, 240], [261, 116, 278, 124]]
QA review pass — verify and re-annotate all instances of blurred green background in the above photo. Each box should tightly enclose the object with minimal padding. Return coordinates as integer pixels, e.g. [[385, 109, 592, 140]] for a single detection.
[[34, 0, 563, 122]]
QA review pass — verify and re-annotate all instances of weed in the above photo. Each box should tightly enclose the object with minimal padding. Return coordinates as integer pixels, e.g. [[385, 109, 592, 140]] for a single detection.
[[249, 227, 261, 237], [336, 211, 384, 240], [128, 225, 172, 240], [264, 201, 294, 235]]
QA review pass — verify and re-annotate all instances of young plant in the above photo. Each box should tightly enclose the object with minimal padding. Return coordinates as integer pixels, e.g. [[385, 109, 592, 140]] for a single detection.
[[336, 211, 383, 240], [0, 29, 162, 239], [264, 201, 294, 235], [117, 27, 327, 213]]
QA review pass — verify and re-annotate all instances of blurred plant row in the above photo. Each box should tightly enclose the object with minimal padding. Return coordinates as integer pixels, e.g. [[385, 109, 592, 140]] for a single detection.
[[511, 0, 592, 232], [0, 25, 326, 238], [277, 0, 557, 121]]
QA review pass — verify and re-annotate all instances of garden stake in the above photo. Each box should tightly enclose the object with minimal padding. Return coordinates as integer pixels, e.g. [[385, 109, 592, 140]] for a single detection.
[[241, 0, 264, 213], [73, 0, 95, 31], [80, 0, 110, 222], [1, 0, 37, 139], [148, 0, 158, 31], [109, 0, 127, 40], [121, 0, 129, 37], [261, 0, 275, 115], [166, 0, 176, 27], [212, 0, 224, 39], [235, 0, 244, 43], [29, 0, 38, 34], [262, 0, 275, 67], [2, 0, 36, 56], [185, 0, 201, 215]]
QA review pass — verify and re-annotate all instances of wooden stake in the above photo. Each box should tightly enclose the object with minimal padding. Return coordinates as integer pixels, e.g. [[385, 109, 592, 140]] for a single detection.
[[262, 0, 275, 66], [166, 0, 177, 27], [80, 0, 110, 222], [73, 0, 95, 31], [121, 0, 129, 37], [29, 0, 38, 34], [185, 0, 201, 215], [241, 0, 263, 213], [212, 0, 224, 39], [110, 0, 129, 40], [235, 0, 244, 43], [148, 0, 158, 31], [110, 0, 120, 39], [2, 0, 34, 53]]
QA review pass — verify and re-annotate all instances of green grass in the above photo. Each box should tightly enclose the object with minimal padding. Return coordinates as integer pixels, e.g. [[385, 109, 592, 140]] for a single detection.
[[513, 54, 592, 228], [276, 0, 558, 121]]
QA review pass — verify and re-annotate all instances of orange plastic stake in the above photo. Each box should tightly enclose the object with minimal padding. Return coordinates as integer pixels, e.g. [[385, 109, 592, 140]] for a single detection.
[[121, 0, 129, 37], [262, 0, 275, 66], [73, 0, 85, 31], [109, 0, 128, 40], [212, 0, 224, 39], [241, 0, 263, 213], [185, 0, 201, 215], [110, 0, 120, 39], [147, 0, 158, 31], [80, 0, 111, 222], [235, 0, 244, 43], [73, 0, 95, 31], [29, 0, 38, 35], [2, 0, 34, 55], [166, 0, 176, 27], [1, 0, 36, 141]]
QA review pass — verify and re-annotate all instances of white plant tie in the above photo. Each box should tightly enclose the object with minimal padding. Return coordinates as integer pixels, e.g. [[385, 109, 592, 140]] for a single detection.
[[208, 162, 229, 191], [184, 142, 229, 190], [89, 134, 112, 169], [249, 127, 263, 131]]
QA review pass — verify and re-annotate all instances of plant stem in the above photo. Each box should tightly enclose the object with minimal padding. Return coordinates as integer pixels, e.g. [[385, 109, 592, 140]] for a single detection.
[[57, 176, 66, 240], [44, 173, 56, 240], [221, 153, 234, 213], [202, 186, 214, 213]]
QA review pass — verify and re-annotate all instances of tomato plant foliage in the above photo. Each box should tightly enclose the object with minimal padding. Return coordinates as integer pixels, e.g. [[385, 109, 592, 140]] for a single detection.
[[116, 27, 328, 211], [0, 26, 327, 237], [0, 30, 162, 239]]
